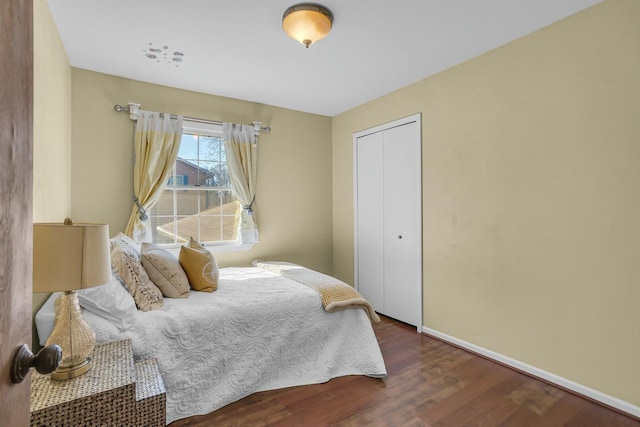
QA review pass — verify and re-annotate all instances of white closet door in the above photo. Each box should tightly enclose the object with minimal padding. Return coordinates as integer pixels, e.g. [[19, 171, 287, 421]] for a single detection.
[[355, 131, 384, 311], [382, 122, 421, 326], [354, 114, 422, 329]]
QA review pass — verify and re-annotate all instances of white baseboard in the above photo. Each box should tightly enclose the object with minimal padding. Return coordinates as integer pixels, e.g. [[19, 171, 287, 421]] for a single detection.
[[421, 326, 640, 419]]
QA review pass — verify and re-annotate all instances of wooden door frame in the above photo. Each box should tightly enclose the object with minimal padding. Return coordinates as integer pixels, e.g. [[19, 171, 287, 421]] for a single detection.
[[353, 113, 423, 332], [0, 0, 34, 424]]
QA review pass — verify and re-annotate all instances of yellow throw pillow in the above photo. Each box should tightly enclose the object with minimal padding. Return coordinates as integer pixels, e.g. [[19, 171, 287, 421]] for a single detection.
[[178, 237, 219, 292]]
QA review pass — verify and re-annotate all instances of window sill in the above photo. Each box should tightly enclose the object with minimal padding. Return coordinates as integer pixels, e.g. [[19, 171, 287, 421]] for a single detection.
[[162, 242, 256, 258], [204, 242, 256, 253]]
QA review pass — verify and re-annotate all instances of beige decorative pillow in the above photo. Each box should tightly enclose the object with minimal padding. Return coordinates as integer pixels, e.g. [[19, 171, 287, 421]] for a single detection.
[[109, 233, 163, 311], [140, 242, 190, 299], [179, 237, 219, 292]]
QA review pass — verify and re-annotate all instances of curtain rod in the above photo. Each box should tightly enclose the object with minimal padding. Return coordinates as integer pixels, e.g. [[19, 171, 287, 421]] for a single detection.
[[113, 103, 271, 134]]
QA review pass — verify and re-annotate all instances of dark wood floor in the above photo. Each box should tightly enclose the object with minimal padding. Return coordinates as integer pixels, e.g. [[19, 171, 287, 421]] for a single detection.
[[170, 315, 639, 427]]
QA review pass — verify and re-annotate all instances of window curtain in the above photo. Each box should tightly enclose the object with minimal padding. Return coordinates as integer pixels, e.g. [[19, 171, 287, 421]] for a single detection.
[[223, 122, 259, 244], [125, 111, 183, 242]]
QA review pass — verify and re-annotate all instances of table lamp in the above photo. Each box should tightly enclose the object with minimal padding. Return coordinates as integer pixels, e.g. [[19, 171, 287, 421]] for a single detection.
[[33, 218, 111, 380]]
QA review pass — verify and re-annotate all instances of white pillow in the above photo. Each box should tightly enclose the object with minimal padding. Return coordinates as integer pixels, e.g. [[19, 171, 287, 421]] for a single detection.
[[77, 274, 138, 331], [35, 292, 62, 346]]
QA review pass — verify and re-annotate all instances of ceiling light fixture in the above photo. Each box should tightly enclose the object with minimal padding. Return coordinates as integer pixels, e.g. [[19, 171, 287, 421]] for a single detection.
[[282, 4, 333, 48]]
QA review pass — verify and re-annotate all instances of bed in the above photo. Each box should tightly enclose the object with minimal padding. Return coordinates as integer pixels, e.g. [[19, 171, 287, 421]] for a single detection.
[[36, 264, 387, 424]]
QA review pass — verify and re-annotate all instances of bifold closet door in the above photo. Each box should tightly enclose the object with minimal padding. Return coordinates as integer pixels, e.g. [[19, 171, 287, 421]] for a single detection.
[[355, 116, 421, 328], [355, 131, 384, 311], [381, 123, 421, 327]]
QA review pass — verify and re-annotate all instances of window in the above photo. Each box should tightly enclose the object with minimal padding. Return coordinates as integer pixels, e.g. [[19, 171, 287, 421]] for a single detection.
[[167, 175, 188, 186], [149, 120, 241, 246]]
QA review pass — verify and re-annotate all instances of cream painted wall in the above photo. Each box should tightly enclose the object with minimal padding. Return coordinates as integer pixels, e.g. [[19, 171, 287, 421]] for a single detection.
[[33, 0, 71, 224], [333, 0, 639, 407], [71, 69, 333, 272], [32, 0, 72, 346]]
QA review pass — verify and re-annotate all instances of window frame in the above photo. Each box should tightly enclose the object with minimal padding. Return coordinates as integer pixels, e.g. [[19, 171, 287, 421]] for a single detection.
[[149, 119, 251, 252]]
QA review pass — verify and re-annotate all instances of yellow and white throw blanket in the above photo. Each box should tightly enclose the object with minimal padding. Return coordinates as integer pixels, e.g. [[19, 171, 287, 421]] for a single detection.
[[253, 260, 380, 323]]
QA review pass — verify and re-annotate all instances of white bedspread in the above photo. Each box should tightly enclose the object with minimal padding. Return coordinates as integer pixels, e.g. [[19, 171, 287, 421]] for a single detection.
[[83, 267, 386, 424]]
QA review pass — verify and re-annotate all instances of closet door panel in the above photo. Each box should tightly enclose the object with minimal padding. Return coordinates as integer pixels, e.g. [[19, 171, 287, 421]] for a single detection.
[[355, 132, 384, 311], [382, 122, 421, 326]]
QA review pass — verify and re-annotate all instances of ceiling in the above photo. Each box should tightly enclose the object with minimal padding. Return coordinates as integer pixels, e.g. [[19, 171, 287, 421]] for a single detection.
[[47, 0, 602, 117]]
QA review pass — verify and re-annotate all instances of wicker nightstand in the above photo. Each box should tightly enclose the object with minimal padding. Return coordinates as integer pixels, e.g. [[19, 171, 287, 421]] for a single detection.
[[30, 339, 166, 427]]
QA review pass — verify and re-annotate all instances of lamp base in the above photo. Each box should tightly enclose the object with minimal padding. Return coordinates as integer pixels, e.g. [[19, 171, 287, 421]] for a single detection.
[[50, 357, 92, 380], [45, 291, 97, 381]]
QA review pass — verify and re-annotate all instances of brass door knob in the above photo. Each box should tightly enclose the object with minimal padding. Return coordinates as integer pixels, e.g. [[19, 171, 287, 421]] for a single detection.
[[10, 344, 62, 383]]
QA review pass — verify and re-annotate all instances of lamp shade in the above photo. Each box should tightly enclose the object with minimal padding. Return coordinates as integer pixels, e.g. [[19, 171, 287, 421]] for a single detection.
[[282, 4, 333, 48], [33, 220, 111, 293]]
